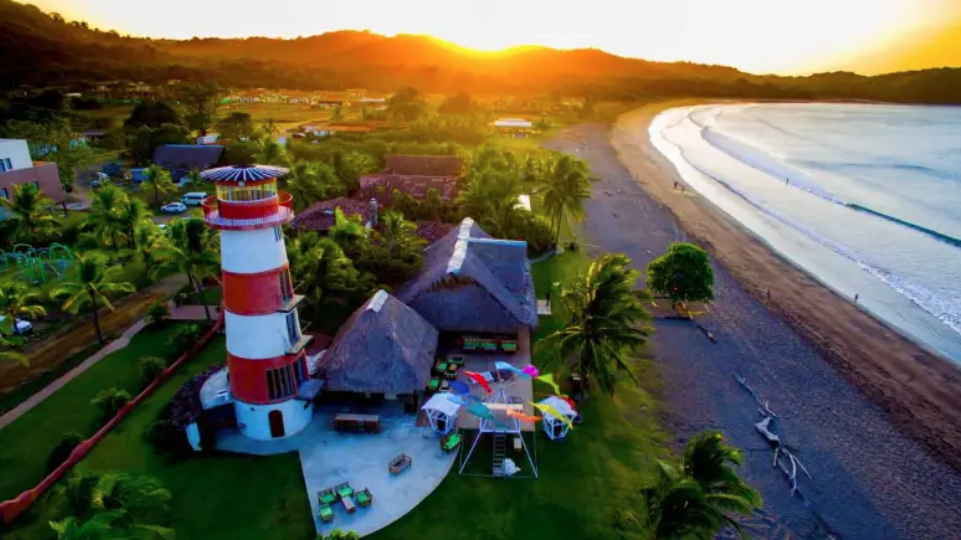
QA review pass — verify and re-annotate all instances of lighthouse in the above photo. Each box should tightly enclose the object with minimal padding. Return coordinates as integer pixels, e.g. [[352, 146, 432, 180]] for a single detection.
[[200, 164, 313, 440]]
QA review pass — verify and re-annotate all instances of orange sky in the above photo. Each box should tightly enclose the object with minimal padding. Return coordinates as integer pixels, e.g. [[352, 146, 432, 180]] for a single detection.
[[25, 0, 961, 74]]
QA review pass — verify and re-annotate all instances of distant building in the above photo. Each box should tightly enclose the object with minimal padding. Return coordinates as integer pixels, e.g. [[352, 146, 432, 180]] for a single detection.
[[290, 197, 375, 233], [0, 139, 66, 208], [153, 144, 224, 178], [493, 118, 535, 138], [356, 154, 464, 205]]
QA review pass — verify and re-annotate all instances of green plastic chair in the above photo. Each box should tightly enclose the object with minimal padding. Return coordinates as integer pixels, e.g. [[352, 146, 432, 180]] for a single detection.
[[319, 505, 334, 523]]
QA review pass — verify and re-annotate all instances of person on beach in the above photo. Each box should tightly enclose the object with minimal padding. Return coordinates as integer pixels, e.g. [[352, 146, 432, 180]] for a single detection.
[[854, 293, 860, 303], [673, 181, 678, 190]]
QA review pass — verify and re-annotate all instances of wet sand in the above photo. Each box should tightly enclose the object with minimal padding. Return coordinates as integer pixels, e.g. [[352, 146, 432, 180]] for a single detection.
[[545, 103, 961, 539]]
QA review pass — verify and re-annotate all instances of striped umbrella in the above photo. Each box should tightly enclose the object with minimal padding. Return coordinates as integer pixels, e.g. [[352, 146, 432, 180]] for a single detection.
[[200, 164, 289, 183]]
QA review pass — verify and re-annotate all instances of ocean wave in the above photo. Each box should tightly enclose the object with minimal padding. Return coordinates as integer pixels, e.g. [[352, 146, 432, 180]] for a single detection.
[[697, 122, 961, 249], [663, 117, 961, 338]]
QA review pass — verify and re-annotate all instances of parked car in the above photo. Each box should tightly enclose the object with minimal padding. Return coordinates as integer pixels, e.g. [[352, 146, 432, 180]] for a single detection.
[[180, 192, 208, 207], [161, 202, 187, 214], [0, 316, 33, 335]]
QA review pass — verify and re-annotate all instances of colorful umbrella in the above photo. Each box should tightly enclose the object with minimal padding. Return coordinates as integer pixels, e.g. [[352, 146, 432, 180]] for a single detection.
[[464, 371, 492, 394], [531, 402, 574, 431], [448, 380, 471, 396], [522, 365, 540, 378], [536, 373, 560, 395], [506, 409, 542, 423]]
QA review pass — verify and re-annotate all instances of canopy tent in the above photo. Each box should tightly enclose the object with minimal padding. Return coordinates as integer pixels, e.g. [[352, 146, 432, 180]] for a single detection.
[[457, 384, 539, 479], [538, 396, 577, 441], [421, 393, 463, 435]]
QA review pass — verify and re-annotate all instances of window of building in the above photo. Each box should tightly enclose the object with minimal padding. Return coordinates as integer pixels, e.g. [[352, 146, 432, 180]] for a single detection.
[[273, 225, 282, 242], [285, 311, 301, 345], [0, 188, 8, 200], [0, 158, 9, 172], [266, 364, 298, 401], [4, 158, 12, 171], [32, 181, 39, 190], [278, 271, 293, 303]]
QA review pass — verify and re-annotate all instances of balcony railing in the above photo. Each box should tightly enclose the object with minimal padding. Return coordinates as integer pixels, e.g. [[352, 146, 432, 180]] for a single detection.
[[202, 192, 295, 230]]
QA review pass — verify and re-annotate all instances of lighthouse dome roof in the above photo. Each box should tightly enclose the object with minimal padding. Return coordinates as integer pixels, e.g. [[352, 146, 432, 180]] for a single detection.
[[200, 164, 289, 183]]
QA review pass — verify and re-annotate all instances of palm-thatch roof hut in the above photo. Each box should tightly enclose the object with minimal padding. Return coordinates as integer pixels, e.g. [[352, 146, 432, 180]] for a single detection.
[[396, 218, 538, 334], [319, 290, 439, 395]]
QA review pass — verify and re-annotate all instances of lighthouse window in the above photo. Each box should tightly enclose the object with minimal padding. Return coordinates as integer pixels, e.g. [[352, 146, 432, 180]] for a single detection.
[[273, 226, 282, 242], [267, 364, 297, 401]]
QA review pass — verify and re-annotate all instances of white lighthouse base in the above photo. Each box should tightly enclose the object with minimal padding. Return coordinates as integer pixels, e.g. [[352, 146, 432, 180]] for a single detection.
[[234, 399, 314, 441]]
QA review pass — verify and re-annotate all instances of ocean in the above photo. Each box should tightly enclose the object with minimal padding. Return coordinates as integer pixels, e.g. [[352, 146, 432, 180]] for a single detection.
[[650, 103, 961, 364]]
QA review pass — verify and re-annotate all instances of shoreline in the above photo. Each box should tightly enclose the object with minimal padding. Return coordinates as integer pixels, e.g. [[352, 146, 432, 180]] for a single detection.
[[611, 100, 961, 473]]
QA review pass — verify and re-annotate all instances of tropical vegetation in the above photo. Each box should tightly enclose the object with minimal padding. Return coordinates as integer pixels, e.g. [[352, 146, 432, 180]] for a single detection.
[[647, 243, 715, 309], [50, 251, 136, 345], [0, 183, 60, 244]]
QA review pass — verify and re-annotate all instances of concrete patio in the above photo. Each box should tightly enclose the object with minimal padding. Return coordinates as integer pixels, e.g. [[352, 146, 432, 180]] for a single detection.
[[215, 407, 456, 537]]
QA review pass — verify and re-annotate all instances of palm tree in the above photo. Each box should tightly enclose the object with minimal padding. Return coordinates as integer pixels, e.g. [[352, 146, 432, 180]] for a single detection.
[[141, 164, 176, 207], [0, 183, 60, 244], [537, 254, 651, 395], [641, 433, 761, 539], [0, 279, 47, 335], [50, 252, 136, 346], [132, 221, 168, 278], [285, 161, 332, 211], [541, 153, 591, 245], [117, 199, 152, 250], [49, 511, 119, 540], [328, 207, 368, 259], [155, 218, 219, 321], [86, 184, 130, 252]]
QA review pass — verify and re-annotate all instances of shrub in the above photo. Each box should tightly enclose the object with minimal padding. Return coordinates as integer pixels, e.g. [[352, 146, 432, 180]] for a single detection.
[[146, 302, 171, 325], [47, 432, 84, 472], [139, 356, 167, 384], [91, 387, 132, 420], [168, 324, 201, 357], [145, 418, 193, 457]]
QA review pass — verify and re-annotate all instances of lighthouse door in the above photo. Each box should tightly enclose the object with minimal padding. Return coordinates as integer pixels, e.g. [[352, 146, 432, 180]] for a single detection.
[[268, 410, 285, 438]]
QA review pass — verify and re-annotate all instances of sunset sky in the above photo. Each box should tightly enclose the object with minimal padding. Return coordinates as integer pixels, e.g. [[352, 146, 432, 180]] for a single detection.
[[26, 0, 961, 74]]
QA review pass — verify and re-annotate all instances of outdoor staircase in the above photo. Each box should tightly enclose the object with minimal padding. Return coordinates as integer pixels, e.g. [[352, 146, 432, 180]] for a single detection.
[[492, 433, 507, 477]]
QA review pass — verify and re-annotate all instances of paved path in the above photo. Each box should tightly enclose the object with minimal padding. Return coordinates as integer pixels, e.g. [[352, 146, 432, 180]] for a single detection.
[[547, 124, 961, 540], [0, 319, 147, 430], [169, 304, 220, 321]]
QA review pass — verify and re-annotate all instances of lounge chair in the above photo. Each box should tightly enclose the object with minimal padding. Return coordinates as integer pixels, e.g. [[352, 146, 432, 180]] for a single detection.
[[435, 361, 449, 374], [441, 432, 462, 452], [335, 483, 354, 500], [317, 488, 337, 506], [448, 355, 465, 366], [318, 505, 334, 523], [356, 488, 373, 507], [428, 378, 441, 391]]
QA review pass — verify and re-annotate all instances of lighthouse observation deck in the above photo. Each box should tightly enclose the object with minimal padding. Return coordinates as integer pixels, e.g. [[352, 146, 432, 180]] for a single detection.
[[202, 191, 294, 230]]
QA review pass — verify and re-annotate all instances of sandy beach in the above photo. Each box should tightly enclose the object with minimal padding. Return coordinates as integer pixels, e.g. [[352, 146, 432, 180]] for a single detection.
[[546, 102, 961, 539]]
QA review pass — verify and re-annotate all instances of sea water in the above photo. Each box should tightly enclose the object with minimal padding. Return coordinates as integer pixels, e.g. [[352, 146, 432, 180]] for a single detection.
[[650, 103, 961, 364]]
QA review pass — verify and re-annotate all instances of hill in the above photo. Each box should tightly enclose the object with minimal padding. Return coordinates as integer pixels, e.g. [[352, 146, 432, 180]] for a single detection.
[[1, 0, 961, 104]]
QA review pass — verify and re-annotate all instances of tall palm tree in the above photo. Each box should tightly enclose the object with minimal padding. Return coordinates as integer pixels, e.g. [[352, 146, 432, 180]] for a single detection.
[[132, 221, 168, 279], [117, 199, 152, 250], [541, 153, 591, 245], [537, 254, 651, 395], [328, 207, 368, 259], [141, 164, 176, 207], [0, 183, 60, 244], [155, 218, 219, 321], [285, 161, 330, 211], [50, 252, 136, 346], [86, 184, 130, 253], [0, 279, 47, 335], [49, 511, 119, 540], [641, 433, 761, 540]]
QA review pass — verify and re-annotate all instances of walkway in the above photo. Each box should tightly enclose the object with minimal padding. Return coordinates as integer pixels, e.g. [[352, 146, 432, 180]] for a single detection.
[[0, 319, 147, 429], [0, 274, 187, 429], [169, 304, 221, 321]]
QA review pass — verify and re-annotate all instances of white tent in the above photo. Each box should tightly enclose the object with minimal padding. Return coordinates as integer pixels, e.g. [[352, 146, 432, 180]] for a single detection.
[[421, 393, 462, 435], [539, 396, 577, 441]]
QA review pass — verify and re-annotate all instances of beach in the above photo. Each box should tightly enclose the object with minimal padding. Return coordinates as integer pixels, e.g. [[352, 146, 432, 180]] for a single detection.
[[546, 102, 961, 539]]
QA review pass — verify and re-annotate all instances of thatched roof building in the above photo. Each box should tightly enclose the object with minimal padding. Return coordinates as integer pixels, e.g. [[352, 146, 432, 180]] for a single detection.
[[396, 218, 537, 334], [320, 290, 439, 394]]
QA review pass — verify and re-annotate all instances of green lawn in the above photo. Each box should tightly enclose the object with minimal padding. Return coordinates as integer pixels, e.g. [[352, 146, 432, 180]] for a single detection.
[[0, 323, 195, 502], [369, 250, 668, 540]]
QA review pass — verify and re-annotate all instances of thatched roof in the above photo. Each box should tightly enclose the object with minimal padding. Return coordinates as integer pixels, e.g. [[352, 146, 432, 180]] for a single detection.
[[291, 197, 374, 232], [320, 290, 439, 394], [396, 218, 538, 333], [357, 174, 459, 204]]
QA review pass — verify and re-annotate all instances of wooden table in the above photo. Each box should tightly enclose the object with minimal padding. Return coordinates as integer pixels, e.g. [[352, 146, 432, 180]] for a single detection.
[[334, 413, 381, 433]]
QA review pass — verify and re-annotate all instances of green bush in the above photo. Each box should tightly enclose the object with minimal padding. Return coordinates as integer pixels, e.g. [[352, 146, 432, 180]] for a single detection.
[[139, 356, 167, 384], [146, 302, 171, 325], [144, 418, 192, 457], [168, 324, 201, 357], [91, 387, 132, 421], [47, 432, 84, 472]]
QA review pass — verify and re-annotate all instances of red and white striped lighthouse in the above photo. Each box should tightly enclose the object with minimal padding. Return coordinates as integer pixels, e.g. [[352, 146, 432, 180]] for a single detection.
[[201, 164, 313, 440]]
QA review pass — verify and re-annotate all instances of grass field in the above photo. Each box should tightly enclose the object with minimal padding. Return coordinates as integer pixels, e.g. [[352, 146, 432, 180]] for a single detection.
[[0, 323, 197, 502]]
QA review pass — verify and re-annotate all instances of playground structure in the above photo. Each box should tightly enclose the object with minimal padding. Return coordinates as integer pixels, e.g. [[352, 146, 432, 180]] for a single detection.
[[0, 243, 76, 284]]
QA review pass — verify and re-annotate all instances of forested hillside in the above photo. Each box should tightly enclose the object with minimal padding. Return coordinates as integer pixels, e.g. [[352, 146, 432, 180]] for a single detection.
[[1, 0, 960, 103]]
